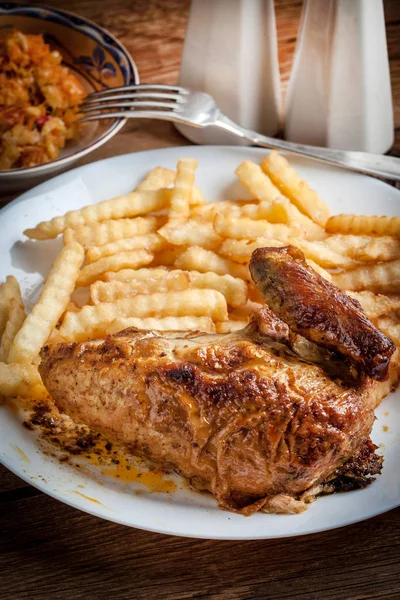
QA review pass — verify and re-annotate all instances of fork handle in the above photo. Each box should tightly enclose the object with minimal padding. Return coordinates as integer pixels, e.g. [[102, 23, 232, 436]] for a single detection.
[[216, 114, 400, 181]]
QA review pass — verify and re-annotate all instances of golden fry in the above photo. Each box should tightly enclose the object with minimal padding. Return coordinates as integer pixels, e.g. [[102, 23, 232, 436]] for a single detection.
[[59, 289, 228, 342], [240, 198, 289, 223], [135, 166, 175, 191], [229, 301, 263, 320], [105, 316, 215, 334], [0, 275, 20, 335], [25, 189, 171, 240], [90, 272, 190, 303], [333, 259, 400, 293], [159, 219, 222, 250], [261, 151, 330, 226], [186, 271, 248, 307], [214, 214, 300, 241], [218, 238, 285, 263], [0, 298, 26, 363], [347, 291, 400, 320], [240, 199, 326, 240], [235, 160, 281, 202], [0, 362, 47, 399], [324, 234, 373, 256], [326, 214, 400, 237], [86, 233, 166, 264], [7, 242, 84, 364], [295, 239, 357, 269], [215, 320, 248, 333], [64, 216, 158, 247], [77, 249, 153, 287], [135, 166, 204, 203], [351, 237, 400, 262], [191, 200, 244, 222], [375, 317, 400, 347], [174, 246, 250, 281], [105, 267, 169, 282], [169, 158, 197, 221], [191, 186, 206, 206]]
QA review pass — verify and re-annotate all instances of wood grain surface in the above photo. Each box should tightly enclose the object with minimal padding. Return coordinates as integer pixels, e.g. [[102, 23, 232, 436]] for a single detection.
[[1, 1, 400, 599]]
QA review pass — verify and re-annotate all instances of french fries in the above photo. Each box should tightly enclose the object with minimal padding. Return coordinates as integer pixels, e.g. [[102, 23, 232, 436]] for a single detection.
[[185, 272, 247, 307], [0, 276, 21, 335], [134, 165, 204, 205], [135, 166, 175, 191], [174, 246, 250, 281], [219, 238, 285, 263], [2, 152, 399, 405], [91, 270, 247, 307], [58, 289, 228, 342], [350, 237, 400, 262], [235, 160, 281, 202], [7, 242, 84, 364], [77, 249, 154, 287], [375, 317, 400, 347], [347, 291, 400, 320], [240, 199, 288, 223], [0, 362, 47, 399], [105, 316, 215, 334], [295, 239, 358, 269], [229, 301, 263, 320], [324, 234, 400, 262], [261, 151, 330, 226], [214, 214, 299, 241], [0, 298, 26, 363], [86, 234, 165, 264], [164, 158, 197, 223], [333, 260, 400, 293], [326, 214, 400, 237], [105, 267, 169, 282], [25, 189, 171, 240], [216, 320, 248, 333], [191, 200, 243, 222], [64, 216, 158, 247], [160, 219, 222, 250], [90, 272, 190, 303], [240, 198, 326, 241]]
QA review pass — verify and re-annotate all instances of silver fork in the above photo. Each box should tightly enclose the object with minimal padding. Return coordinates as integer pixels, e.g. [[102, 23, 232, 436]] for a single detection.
[[79, 84, 400, 180]]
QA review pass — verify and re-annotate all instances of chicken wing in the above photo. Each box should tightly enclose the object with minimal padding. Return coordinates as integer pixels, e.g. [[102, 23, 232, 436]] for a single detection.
[[250, 246, 395, 381]]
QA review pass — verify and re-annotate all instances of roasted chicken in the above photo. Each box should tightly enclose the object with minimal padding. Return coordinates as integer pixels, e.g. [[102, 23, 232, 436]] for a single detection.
[[39, 246, 396, 515]]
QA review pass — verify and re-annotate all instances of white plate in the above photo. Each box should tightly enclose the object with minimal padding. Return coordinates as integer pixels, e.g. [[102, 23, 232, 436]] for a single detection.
[[1, 146, 399, 540]]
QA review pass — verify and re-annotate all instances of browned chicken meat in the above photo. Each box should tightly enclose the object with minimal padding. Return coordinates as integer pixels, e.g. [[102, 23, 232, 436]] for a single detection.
[[39, 246, 396, 515]]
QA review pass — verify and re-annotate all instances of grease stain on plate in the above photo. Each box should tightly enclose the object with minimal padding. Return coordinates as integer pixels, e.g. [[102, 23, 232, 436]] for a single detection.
[[102, 455, 176, 493], [11, 444, 30, 463], [73, 490, 105, 505]]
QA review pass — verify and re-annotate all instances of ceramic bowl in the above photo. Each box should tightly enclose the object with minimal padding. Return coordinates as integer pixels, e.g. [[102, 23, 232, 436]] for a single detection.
[[0, 2, 139, 193]]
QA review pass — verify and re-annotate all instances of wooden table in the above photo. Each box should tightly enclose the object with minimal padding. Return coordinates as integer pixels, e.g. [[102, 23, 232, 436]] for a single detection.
[[1, 1, 400, 598]]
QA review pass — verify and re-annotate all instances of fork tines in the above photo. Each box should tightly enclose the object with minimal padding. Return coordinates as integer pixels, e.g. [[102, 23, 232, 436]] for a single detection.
[[79, 84, 188, 121]]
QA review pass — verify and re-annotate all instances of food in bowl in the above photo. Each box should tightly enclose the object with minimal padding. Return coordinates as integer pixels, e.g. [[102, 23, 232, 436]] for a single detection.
[[0, 31, 86, 169]]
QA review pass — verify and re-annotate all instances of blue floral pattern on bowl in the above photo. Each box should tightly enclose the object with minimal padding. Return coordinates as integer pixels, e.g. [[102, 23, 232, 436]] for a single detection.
[[75, 46, 117, 86]]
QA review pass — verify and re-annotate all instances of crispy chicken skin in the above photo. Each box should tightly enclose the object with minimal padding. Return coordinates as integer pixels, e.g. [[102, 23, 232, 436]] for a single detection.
[[250, 246, 395, 381], [39, 247, 395, 515]]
